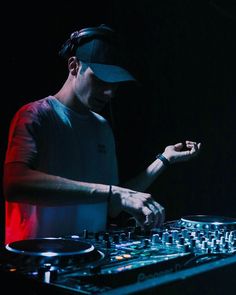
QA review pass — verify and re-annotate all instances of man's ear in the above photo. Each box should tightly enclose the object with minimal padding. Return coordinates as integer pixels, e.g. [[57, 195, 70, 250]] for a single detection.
[[68, 56, 79, 76]]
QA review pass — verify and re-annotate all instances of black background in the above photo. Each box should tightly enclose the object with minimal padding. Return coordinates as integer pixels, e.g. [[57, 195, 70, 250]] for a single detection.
[[1, 0, 236, 244]]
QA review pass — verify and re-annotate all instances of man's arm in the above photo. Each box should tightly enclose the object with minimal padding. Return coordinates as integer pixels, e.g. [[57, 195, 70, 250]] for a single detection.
[[4, 162, 110, 206], [4, 161, 164, 228], [122, 141, 201, 192]]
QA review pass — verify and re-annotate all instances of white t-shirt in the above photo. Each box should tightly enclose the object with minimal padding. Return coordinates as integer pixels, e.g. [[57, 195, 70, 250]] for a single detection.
[[5, 96, 119, 244]]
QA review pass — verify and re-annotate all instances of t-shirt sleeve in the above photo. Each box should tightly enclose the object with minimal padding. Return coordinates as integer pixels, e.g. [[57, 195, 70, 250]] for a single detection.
[[5, 106, 41, 167]]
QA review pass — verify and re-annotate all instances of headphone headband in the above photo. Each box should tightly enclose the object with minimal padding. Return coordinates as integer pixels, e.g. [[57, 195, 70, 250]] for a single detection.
[[59, 24, 115, 59]]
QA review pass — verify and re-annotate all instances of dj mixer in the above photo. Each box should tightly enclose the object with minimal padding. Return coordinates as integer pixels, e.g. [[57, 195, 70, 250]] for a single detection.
[[1, 215, 236, 294]]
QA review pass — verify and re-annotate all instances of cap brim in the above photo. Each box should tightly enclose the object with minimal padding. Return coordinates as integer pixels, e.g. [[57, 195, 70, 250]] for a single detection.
[[87, 63, 136, 83]]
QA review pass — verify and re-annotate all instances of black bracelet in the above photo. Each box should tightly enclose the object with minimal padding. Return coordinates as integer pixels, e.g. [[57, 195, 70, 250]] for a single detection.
[[156, 153, 170, 167], [106, 185, 112, 228], [108, 185, 112, 203]]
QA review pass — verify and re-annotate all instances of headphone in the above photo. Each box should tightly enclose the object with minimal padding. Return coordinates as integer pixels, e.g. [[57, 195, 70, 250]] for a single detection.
[[59, 24, 115, 59]]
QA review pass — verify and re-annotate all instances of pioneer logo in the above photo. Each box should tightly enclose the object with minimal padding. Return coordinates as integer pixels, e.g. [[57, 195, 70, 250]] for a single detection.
[[137, 263, 182, 282]]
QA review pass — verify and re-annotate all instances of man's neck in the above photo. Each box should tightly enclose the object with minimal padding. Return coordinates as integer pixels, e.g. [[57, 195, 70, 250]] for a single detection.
[[54, 80, 90, 115]]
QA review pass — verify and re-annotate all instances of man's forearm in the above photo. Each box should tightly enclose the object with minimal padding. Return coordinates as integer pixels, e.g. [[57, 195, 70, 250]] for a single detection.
[[4, 162, 110, 206], [122, 158, 167, 192]]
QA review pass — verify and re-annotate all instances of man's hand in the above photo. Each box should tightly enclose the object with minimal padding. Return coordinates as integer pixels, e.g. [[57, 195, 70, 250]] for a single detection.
[[162, 140, 201, 164], [109, 185, 165, 229]]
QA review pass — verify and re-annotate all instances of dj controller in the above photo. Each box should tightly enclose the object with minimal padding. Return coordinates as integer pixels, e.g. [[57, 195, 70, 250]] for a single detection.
[[1, 215, 236, 294]]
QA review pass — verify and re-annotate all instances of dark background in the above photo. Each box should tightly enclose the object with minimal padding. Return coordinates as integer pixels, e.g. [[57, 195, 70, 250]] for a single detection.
[[1, 0, 236, 244]]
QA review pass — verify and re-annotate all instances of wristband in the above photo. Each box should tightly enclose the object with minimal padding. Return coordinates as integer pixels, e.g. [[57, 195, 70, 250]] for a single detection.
[[156, 153, 170, 167], [108, 185, 112, 203], [107, 185, 112, 228]]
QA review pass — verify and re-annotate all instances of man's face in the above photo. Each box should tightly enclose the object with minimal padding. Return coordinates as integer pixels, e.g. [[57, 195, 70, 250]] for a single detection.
[[75, 64, 118, 112]]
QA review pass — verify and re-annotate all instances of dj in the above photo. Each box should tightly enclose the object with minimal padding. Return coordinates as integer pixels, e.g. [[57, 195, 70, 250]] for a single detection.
[[3, 24, 201, 244]]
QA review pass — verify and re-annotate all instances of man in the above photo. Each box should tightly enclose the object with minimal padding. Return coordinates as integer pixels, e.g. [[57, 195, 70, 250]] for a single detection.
[[3, 24, 201, 244]]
